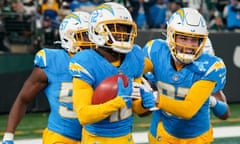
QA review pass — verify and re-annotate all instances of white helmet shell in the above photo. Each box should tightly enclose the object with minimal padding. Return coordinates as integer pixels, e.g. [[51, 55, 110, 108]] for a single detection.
[[59, 11, 94, 53], [88, 2, 137, 53]]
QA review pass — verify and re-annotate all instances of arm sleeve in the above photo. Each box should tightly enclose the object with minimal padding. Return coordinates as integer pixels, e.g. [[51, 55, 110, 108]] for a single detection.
[[34, 49, 47, 68], [132, 98, 149, 115], [72, 78, 126, 125], [157, 80, 216, 119]]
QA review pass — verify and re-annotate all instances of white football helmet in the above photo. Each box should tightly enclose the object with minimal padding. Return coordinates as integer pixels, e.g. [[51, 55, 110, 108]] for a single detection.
[[203, 38, 215, 56], [59, 11, 95, 53], [88, 2, 137, 53], [167, 8, 208, 64]]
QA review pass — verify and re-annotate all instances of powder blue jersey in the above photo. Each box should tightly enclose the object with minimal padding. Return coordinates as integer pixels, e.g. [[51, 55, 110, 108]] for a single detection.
[[34, 48, 82, 140], [69, 45, 144, 137], [143, 39, 226, 138]]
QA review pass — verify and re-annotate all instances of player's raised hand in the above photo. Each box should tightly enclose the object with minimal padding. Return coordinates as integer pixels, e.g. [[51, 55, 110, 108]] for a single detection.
[[140, 87, 155, 109], [140, 77, 156, 109]]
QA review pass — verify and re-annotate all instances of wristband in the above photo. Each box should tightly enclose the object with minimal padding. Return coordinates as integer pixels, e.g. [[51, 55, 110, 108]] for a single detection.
[[209, 96, 217, 107], [3, 132, 14, 141], [212, 100, 228, 117]]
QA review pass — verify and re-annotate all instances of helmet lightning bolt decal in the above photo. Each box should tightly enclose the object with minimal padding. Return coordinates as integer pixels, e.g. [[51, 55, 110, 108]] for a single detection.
[[205, 61, 225, 76], [65, 13, 81, 22], [176, 9, 185, 23], [96, 4, 114, 15]]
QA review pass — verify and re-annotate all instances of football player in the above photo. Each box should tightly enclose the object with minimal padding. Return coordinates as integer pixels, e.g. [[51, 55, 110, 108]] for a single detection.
[[142, 8, 228, 144], [69, 2, 155, 144], [146, 36, 230, 144], [2, 11, 95, 144]]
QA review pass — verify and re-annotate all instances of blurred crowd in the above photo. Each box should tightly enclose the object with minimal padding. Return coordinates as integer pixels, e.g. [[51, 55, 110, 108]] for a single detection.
[[0, 0, 240, 53]]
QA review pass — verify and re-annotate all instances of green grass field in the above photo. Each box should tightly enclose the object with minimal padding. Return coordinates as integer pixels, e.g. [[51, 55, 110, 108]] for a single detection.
[[0, 103, 239, 143]]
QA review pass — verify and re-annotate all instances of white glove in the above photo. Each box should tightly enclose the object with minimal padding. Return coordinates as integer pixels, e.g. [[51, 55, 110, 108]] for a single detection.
[[131, 77, 153, 99], [140, 77, 153, 92], [131, 82, 141, 99]]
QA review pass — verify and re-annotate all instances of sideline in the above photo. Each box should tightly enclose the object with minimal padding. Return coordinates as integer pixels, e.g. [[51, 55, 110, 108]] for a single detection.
[[9, 126, 240, 144]]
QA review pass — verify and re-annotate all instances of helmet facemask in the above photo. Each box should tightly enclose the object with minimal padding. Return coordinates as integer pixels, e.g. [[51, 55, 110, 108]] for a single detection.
[[168, 28, 207, 64], [93, 20, 137, 53], [59, 11, 95, 54], [63, 29, 95, 53], [73, 29, 95, 50]]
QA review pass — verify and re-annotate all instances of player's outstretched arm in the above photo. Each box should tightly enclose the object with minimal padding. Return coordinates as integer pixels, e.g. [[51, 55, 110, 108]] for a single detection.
[[156, 80, 215, 119], [2, 67, 48, 143], [139, 78, 155, 109]]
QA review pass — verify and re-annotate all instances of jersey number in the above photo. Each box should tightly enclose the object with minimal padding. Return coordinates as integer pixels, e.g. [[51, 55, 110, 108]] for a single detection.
[[109, 107, 132, 122], [59, 82, 77, 118], [156, 81, 189, 117]]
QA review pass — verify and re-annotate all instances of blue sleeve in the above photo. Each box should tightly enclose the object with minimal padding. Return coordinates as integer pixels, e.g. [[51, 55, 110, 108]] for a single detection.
[[202, 58, 226, 93], [34, 49, 47, 68], [142, 40, 154, 58], [69, 51, 95, 85], [131, 45, 145, 77]]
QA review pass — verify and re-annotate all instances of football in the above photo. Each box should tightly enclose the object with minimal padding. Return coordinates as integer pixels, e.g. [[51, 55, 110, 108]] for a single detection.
[[92, 74, 128, 104]]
